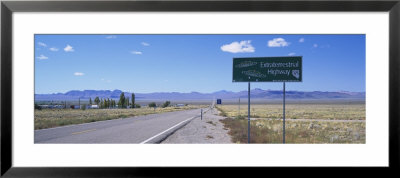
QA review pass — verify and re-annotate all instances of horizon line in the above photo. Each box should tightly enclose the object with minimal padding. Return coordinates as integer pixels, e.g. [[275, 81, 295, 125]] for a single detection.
[[35, 89, 366, 95]]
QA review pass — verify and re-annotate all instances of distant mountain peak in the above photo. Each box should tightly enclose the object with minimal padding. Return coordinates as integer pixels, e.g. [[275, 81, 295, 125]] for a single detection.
[[35, 89, 366, 101], [214, 90, 233, 94]]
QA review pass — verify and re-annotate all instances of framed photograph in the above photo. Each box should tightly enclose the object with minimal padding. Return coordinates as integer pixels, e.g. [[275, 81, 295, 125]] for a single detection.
[[1, 0, 399, 177]]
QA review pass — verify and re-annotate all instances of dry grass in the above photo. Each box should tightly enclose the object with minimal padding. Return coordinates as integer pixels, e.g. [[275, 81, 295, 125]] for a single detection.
[[218, 103, 366, 144], [35, 105, 205, 130], [221, 118, 365, 143], [218, 103, 365, 120]]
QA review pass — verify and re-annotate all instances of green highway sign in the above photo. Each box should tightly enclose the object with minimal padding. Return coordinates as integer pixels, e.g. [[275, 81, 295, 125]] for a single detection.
[[232, 56, 302, 82]]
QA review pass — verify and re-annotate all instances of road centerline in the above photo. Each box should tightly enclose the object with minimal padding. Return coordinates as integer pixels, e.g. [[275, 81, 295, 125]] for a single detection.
[[71, 129, 97, 135]]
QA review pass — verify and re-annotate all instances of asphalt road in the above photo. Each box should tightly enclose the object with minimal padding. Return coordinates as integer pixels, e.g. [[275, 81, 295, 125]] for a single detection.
[[34, 108, 207, 143]]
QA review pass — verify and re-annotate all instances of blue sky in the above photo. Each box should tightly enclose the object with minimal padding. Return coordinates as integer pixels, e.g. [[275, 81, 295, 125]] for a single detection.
[[35, 34, 365, 94]]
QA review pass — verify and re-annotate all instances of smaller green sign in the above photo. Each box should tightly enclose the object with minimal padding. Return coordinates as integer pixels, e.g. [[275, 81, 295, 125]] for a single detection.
[[232, 56, 302, 82]]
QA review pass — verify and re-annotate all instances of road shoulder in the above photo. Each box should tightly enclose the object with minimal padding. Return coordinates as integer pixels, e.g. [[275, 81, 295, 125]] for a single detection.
[[161, 108, 232, 144]]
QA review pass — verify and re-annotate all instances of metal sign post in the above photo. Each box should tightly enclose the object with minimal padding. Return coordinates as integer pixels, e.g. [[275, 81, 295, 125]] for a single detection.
[[248, 82, 250, 143], [238, 98, 240, 117], [283, 82, 286, 144]]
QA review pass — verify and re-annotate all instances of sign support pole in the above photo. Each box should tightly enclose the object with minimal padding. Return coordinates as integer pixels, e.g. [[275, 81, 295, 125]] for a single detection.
[[238, 98, 240, 117], [283, 82, 286, 144], [248, 82, 251, 143]]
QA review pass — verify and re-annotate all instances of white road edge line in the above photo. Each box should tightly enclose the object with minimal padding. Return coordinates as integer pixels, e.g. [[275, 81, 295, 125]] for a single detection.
[[140, 116, 196, 144]]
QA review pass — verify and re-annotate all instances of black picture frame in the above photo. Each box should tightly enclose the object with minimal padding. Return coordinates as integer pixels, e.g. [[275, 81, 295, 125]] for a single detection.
[[1, 0, 399, 177]]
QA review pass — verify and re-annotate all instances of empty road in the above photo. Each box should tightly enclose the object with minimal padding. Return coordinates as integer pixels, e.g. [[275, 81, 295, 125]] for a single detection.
[[35, 108, 207, 143]]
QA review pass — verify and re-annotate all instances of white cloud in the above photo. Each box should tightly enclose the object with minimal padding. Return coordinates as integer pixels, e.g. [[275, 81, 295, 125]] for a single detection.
[[313, 44, 318, 48], [131, 51, 142, 55], [288, 52, 296, 56], [74, 72, 84, 76], [268, 38, 290, 47], [141, 42, 150, 46], [105, 35, 117, 39], [64, 45, 74, 52], [220, 40, 255, 53], [38, 42, 47, 47], [49, 47, 59, 51], [36, 54, 48, 60], [299, 38, 305, 43]]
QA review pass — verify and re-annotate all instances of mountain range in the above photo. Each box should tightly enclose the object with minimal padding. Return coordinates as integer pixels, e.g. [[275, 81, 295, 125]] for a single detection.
[[35, 89, 365, 101]]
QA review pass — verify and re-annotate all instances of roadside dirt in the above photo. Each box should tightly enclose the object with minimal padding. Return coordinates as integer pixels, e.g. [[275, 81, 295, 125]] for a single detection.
[[161, 107, 232, 144]]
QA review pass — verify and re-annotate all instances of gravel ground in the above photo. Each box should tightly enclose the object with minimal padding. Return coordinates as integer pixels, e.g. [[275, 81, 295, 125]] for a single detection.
[[161, 107, 232, 144]]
